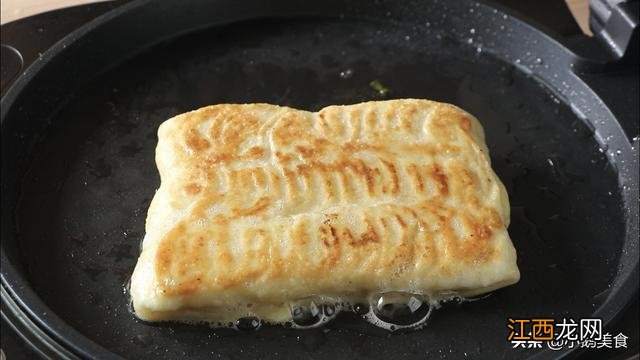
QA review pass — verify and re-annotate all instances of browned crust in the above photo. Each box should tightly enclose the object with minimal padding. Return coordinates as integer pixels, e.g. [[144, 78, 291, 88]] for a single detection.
[[148, 100, 509, 297]]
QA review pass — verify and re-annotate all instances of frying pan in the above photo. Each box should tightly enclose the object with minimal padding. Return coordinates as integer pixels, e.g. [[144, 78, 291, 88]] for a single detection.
[[1, 0, 638, 359]]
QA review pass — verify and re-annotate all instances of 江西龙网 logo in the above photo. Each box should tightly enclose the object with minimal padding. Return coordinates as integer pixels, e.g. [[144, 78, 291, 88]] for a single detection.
[[507, 318, 629, 350]]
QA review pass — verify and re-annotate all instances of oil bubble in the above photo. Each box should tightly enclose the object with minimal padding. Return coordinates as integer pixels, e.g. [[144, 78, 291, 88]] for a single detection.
[[339, 69, 354, 79], [235, 317, 261, 331], [323, 304, 336, 317], [353, 303, 370, 316], [289, 298, 327, 328], [363, 292, 433, 331]]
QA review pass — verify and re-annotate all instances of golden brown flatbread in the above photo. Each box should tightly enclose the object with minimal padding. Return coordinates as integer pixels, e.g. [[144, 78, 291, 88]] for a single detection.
[[130, 99, 519, 323]]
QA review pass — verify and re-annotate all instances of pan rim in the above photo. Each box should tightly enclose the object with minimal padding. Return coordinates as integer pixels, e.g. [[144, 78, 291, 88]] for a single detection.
[[0, 1, 152, 357]]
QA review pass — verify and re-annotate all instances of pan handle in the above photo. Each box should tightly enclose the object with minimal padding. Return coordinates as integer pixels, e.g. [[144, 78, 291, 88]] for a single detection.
[[567, 1, 638, 141], [589, 0, 639, 63]]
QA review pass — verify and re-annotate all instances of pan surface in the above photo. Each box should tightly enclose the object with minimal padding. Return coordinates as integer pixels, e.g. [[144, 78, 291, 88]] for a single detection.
[[1, 0, 638, 359]]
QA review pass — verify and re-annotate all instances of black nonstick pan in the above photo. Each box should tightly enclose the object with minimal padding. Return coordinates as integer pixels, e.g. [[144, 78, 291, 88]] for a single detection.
[[1, 0, 638, 359]]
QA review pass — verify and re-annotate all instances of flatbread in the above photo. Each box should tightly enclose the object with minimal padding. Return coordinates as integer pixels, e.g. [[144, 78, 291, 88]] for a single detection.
[[130, 99, 519, 323]]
